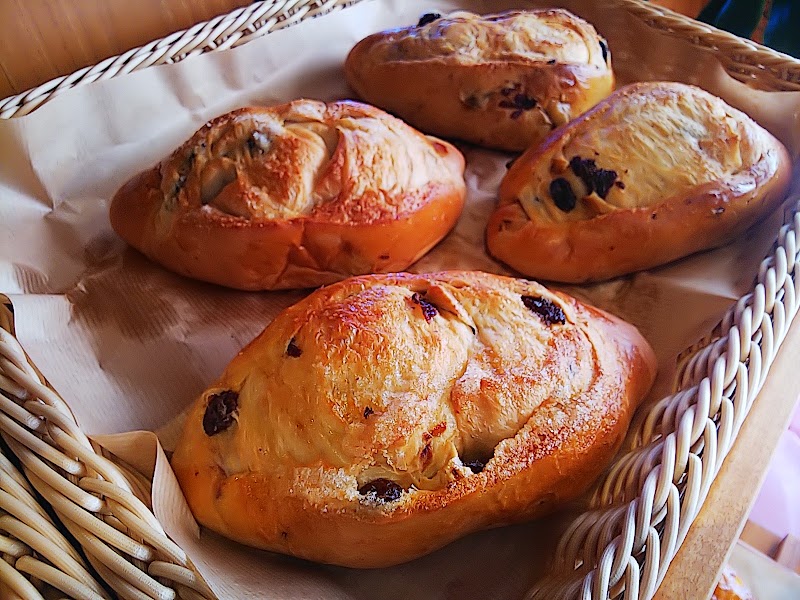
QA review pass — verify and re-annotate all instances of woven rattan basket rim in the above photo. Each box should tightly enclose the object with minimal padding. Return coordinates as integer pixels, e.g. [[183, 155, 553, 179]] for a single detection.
[[618, 0, 800, 91], [0, 0, 360, 119], [1, 0, 800, 120]]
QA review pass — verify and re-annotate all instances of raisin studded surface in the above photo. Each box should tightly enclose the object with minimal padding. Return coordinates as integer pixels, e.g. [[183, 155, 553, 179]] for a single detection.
[[498, 91, 537, 119], [499, 93, 537, 111], [417, 12, 441, 27], [462, 94, 481, 109], [202, 390, 239, 436], [521, 295, 566, 326], [549, 178, 577, 212], [363, 406, 374, 418], [599, 40, 609, 63], [358, 478, 404, 502], [594, 170, 618, 198], [410, 292, 438, 322], [173, 174, 188, 199], [464, 459, 486, 473], [246, 136, 259, 154], [568, 156, 619, 199], [171, 151, 195, 200], [420, 443, 432, 466], [286, 338, 302, 357]]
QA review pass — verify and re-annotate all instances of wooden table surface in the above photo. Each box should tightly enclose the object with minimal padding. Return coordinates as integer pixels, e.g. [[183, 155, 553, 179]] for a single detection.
[[1, 2, 795, 600]]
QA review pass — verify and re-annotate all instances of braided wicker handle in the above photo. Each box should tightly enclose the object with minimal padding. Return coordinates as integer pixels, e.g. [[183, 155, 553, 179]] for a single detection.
[[0, 0, 358, 119], [0, 297, 216, 600]]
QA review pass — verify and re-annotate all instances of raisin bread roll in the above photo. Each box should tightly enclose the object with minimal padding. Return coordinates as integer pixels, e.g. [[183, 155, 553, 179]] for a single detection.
[[345, 9, 614, 152], [488, 82, 791, 283], [110, 100, 465, 290], [171, 271, 656, 568]]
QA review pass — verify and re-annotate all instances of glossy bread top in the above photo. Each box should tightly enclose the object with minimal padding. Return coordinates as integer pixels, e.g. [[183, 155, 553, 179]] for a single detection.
[[109, 100, 466, 290], [369, 9, 608, 67], [344, 9, 614, 152], [489, 81, 791, 282], [158, 100, 460, 223], [172, 271, 656, 567], [503, 82, 777, 224]]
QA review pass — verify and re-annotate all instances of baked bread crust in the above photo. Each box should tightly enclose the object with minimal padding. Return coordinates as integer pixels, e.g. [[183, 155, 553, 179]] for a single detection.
[[345, 9, 614, 152], [488, 82, 791, 283], [171, 271, 656, 568], [109, 100, 466, 290]]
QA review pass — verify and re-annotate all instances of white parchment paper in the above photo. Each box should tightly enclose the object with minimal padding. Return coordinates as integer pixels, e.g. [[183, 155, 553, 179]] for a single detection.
[[1, 1, 799, 597]]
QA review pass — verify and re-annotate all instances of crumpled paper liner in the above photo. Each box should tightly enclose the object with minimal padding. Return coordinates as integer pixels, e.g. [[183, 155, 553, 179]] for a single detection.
[[1, 0, 799, 597]]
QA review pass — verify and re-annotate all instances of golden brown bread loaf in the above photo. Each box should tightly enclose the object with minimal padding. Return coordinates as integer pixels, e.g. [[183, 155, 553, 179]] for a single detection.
[[109, 100, 466, 290], [171, 271, 656, 568], [345, 9, 614, 152], [488, 82, 791, 283]]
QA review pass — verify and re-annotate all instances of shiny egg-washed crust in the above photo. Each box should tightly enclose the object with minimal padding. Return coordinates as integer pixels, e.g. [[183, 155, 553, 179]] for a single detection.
[[488, 82, 791, 283], [109, 100, 466, 290], [344, 9, 614, 152], [172, 271, 656, 568]]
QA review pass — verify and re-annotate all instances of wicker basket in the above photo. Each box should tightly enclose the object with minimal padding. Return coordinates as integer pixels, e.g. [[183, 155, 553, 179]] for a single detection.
[[0, 1, 798, 599]]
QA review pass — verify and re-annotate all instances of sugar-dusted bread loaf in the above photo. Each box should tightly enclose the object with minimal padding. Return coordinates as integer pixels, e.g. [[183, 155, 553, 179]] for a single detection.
[[345, 9, 614, 152], [488, 82, 791, 282], [110, 100, 465, 290], [171, 271, 656, 568]]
